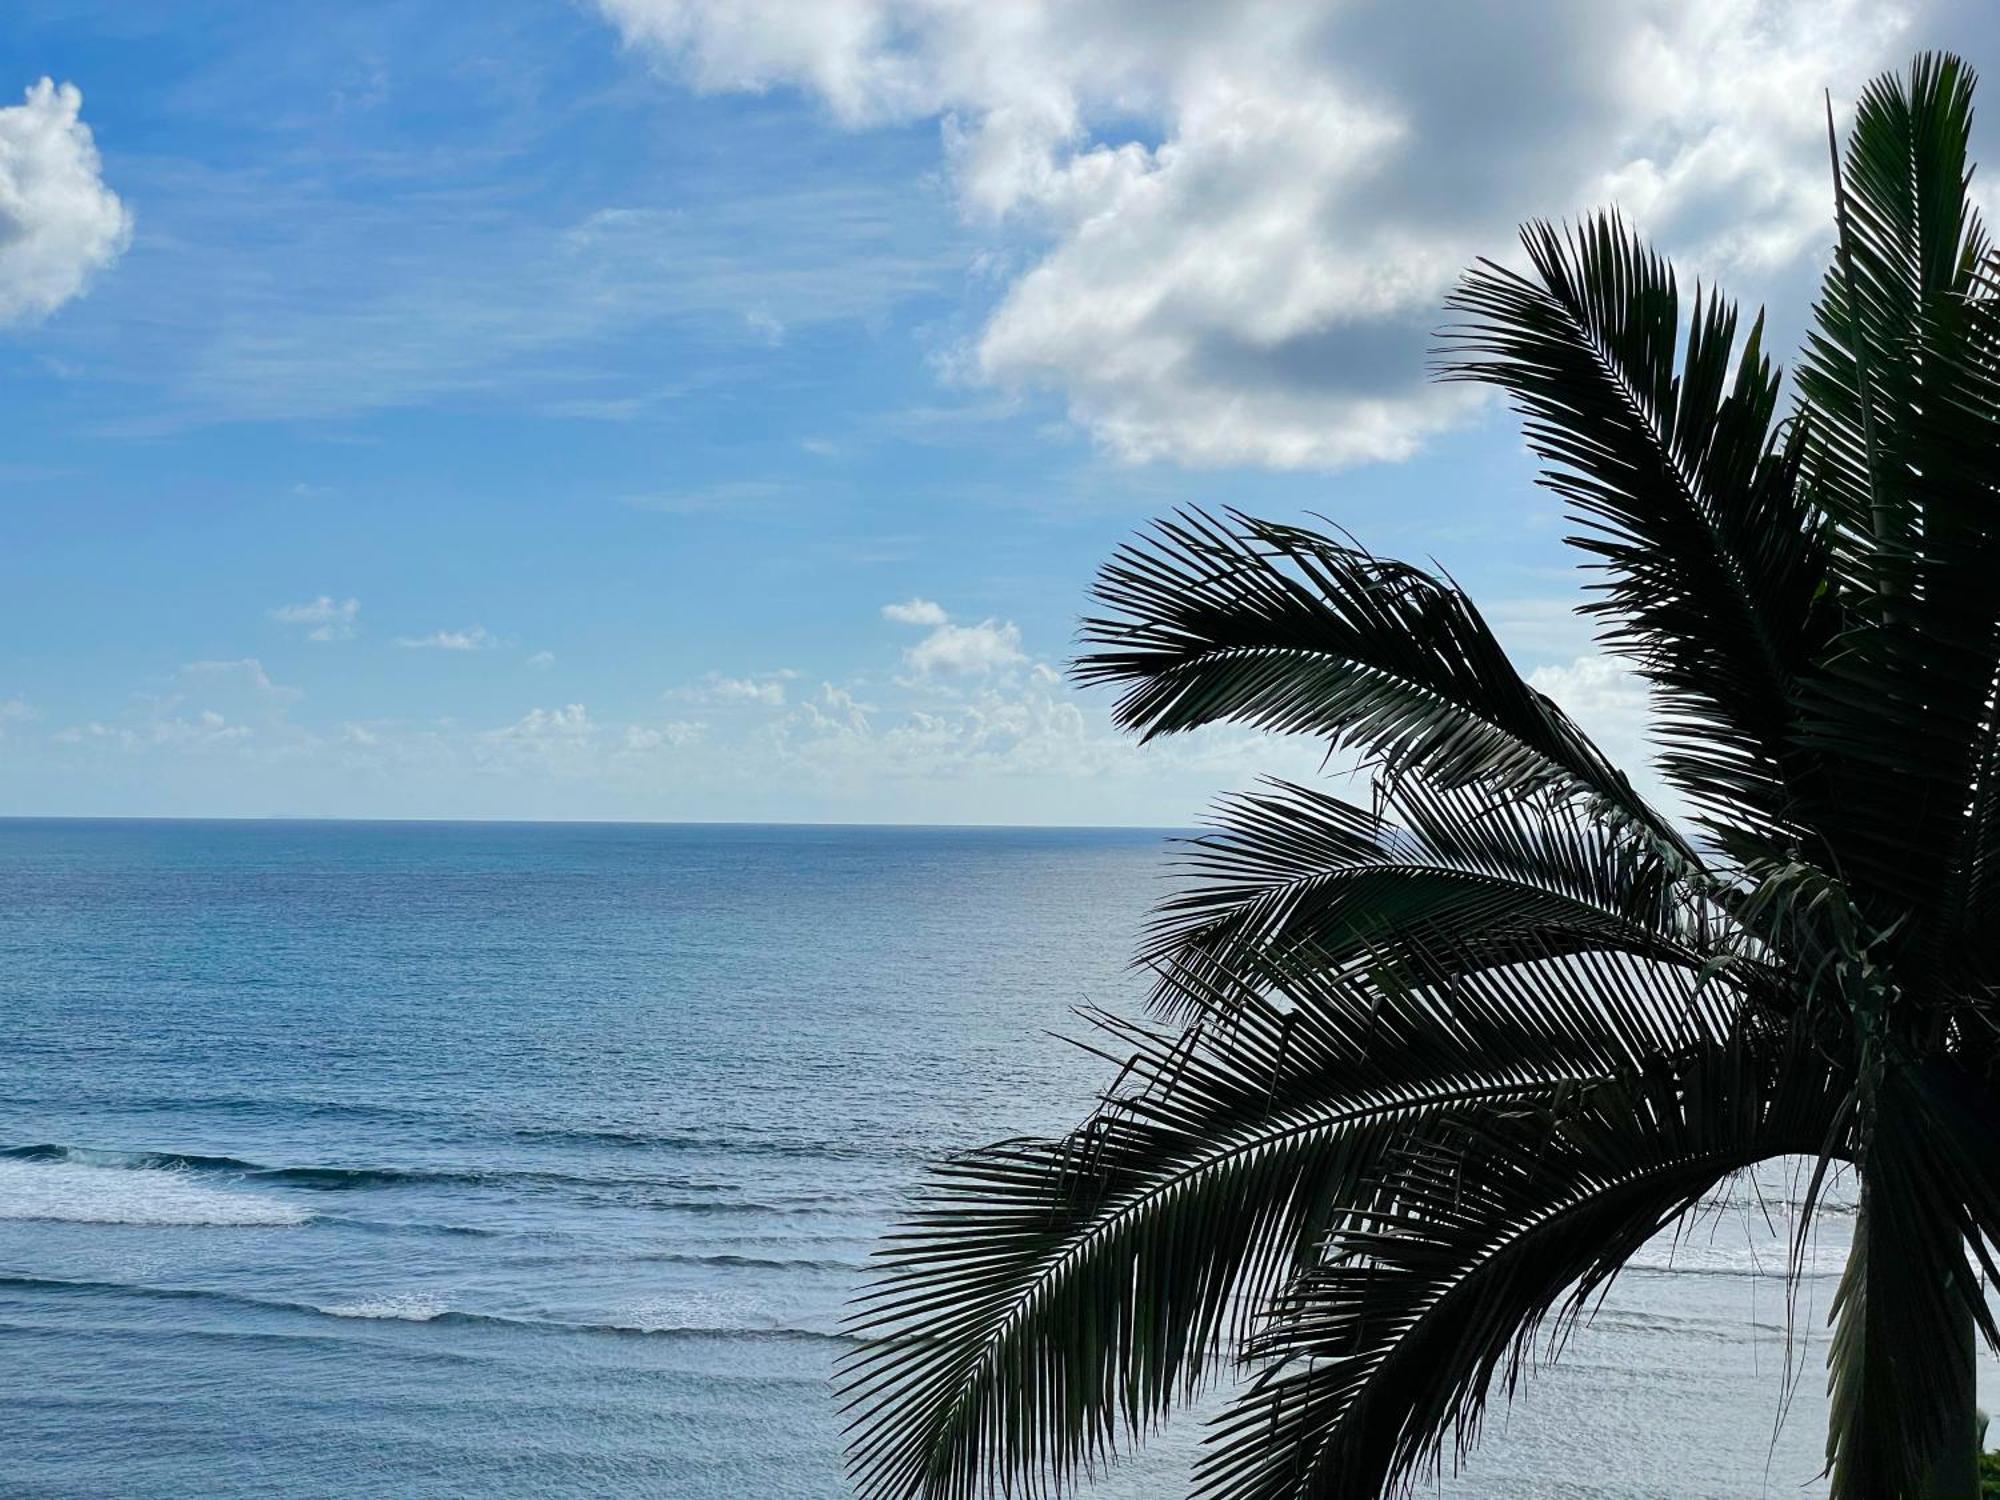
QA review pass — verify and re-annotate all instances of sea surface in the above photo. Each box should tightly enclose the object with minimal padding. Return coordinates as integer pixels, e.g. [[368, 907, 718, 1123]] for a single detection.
[[0, 818, 1993, 1499]]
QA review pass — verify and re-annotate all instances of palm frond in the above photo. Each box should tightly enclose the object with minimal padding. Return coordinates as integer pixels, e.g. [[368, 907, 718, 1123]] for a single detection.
[[1441, 212, 1832, 851], [1142, 778, 1714, 1019], [1200, 1037, 1851, 1500], [1074, 510, 1690, 860], [841, 949, 1746, 1499], [1793, 53, 2000, 956]]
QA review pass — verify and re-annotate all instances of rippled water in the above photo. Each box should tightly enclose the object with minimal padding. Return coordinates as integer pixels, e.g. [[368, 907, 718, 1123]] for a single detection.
[[0, 818, 1990, 1498]]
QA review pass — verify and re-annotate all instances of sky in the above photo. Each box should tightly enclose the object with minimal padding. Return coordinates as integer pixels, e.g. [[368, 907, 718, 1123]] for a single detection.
[[2, 1, 1997, 825]]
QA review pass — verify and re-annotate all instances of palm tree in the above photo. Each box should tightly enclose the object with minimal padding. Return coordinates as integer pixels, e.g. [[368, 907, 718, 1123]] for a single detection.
[[840, 53, 2000, 1500]]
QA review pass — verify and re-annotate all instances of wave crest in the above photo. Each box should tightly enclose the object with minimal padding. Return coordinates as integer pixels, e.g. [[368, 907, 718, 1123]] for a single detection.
[[0, 1157, 306, 1228]]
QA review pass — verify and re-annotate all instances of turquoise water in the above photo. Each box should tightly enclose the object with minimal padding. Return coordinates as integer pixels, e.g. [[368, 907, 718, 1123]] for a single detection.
[[0, 819, 1989, 1497]]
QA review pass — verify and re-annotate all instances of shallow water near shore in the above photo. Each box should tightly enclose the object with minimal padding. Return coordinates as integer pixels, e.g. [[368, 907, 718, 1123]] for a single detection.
[[0, 818, 1991, 1498]]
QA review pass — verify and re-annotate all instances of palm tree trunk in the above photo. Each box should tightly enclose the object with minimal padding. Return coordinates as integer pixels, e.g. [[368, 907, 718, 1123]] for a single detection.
[[1849, 1182, 1982, 1500], [1932, 1283, 1980, 1500]]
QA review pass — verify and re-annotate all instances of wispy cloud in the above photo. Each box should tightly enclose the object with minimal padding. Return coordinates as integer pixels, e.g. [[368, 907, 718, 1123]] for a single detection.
[[397, 626, 496, 651], [115, 171, 962, 427], [271, 595, 360, 641], [180, 657, 302, 703], [622, 480, 790, 514], [622, 720, 705, 751], [676, 670, 798, 706]]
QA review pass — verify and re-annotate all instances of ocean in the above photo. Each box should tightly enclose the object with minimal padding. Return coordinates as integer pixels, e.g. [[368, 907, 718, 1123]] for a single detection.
[[0, 818, 1991, 1498]]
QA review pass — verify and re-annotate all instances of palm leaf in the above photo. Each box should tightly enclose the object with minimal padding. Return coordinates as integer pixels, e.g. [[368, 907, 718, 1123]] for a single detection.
[[1074, 510, 1690, 860], [1441, 212, 1833, 851], [1793, 53, 2000, 962], [841, 949, 1749, 1499], [1142, 778, 1712, 1019], [1200, 1036, 1851, 1500]]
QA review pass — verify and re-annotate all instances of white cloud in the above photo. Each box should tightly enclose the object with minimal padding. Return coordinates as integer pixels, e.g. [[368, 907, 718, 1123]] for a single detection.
[[1528, 653, 1662, 805], [0, 696, 35, 737], [180, 657, 302, 704], [25, 611, 1329, 821], [882, 596, 949, 627], [598, 0, 1944, 469], [0, 78, 131, 325], [56, 707, 252, 752], [904, 618, 1025, 676], [678, 670, 795, 705], [494, 703, 593, 739], [718, 678, 785, 705], [623, 480, 790, 513], [525, 649, 556, 669], [271, 595, 360, 642], [879, 596, 1031, 675], [622, 720, 706, 751], [763, 671, 1318, 800], [472, 703, 607, 779], [397, 626, 496, 651]]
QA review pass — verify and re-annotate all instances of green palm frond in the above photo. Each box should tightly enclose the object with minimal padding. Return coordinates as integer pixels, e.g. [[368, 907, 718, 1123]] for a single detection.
[[1794, 53, 2000, 954], [840, 949, 1749, 1499], [1074, 510, 1689, 859], [1441, 212, 1833, 851], [1201, 1034, 1849, 1500], [1141, 778, 1710, 1019]]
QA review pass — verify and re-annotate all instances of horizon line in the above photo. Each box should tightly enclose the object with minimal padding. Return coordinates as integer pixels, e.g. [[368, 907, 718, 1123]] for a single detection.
[[0, 813, 1196, 833]]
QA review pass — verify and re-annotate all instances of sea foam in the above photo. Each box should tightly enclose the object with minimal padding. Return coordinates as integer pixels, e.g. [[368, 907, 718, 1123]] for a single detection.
[[0, 1156, 308, 1228]]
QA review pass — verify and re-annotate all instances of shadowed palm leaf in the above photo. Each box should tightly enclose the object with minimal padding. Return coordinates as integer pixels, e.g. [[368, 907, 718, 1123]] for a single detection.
[[843, 53, 2000, 1500]]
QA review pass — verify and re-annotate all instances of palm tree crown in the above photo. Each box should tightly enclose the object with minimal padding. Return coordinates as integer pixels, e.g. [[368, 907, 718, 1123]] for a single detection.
[[842, 53, 2000, 1500]]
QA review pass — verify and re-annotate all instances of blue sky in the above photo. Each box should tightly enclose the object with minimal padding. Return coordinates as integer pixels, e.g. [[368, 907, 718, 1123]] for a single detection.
[[3, 1, 1995, 823]]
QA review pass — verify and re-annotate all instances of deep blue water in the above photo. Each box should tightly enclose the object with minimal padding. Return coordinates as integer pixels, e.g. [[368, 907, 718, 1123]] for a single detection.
[[0, 818, 1991, 1498]]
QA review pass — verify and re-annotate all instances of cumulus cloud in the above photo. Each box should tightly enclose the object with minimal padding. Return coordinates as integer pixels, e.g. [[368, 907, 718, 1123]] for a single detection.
[[0, 78, 131, 325], [495, 703, 594, 739], [525, 650, 556, 669], [397, 626, 496, 651], [271, 595, 360, 642], [904, 618, 1026, 676], [50, 659, 301, 754], [882, 597, 949, 627], [878, 595, 1031, 675], [710, 675, 787, 705], [678, 670, 796, 705], [597, 0, 1958, 469]]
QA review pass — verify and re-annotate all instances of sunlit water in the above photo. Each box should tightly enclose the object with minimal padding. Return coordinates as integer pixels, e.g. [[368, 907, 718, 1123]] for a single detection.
[[0, 819, 1989, 1498]]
